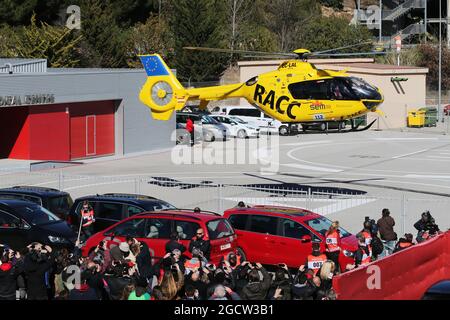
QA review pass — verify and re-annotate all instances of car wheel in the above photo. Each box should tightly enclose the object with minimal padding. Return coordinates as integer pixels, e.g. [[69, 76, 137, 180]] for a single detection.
[[237, 129, 247, 139], [236, 247, 247, 262], [205, 132, 215, 142], [279, 125, 289, 136], [319, 123, 327, 131]]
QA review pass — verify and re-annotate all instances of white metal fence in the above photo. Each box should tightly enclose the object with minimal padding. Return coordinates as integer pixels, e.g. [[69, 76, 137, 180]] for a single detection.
[[0, 172, 449, 235]]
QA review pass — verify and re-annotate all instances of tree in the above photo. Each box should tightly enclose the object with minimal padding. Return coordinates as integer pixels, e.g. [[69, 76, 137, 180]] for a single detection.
[[264, 0, 321, 52], [0, 0, 68, 26], [416, 44, 450, 90], [296, 16, 373, 53], [0, 14, 82, 67], [79, 0, 128, 67], [167, 0, 230, 82], [125, 15, 175, 68], [109, 0, 159, 27]]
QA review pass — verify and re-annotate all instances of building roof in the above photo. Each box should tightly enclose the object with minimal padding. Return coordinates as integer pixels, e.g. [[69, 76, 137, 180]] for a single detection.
[[0, 58, 47, 73]]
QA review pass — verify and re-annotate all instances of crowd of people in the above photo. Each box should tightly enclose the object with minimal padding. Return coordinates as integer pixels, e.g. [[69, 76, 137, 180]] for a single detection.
[[0, 208, 443, 301]]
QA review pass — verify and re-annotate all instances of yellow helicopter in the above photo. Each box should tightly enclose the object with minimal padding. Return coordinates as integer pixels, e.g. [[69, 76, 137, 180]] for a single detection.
[[138, 43, 385, 131]]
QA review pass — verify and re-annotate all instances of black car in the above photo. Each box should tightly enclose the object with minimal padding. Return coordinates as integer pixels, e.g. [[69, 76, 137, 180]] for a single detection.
[[0, 199, 76, 250], [0, 186, 73, 220], [68, 193, 176, 233], [422, 280, 450, 300]]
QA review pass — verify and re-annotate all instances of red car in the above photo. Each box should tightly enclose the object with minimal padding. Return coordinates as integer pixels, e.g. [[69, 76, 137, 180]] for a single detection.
[[82, 209, 237, 265], [223, 205, 358, 271]]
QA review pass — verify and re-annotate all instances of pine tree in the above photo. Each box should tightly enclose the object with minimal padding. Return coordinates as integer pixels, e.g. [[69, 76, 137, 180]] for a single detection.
[[167, 0, 230, 82], [79, 0, 128, 67]]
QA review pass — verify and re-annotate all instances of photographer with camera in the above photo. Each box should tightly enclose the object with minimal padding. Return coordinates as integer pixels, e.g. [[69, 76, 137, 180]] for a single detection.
[[414, 211, 440, 243], [188, 228, 210, 261], [240, 262, 271, 300], [267, 263, 293, 300], [23, 243, 56, 300], [0, 245, 23, 300]]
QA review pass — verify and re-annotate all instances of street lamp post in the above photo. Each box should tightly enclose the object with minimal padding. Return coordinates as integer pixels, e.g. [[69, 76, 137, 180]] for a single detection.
[[438, 0, 442, 122]]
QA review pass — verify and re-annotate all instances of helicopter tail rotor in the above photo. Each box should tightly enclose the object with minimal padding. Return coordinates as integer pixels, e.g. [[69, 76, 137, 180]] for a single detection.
[[139, 54, 188, 120]]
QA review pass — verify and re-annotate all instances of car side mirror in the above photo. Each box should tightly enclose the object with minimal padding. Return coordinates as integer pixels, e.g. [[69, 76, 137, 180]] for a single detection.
[[301, 236, 312, 243], [18, 219, 30, 230]]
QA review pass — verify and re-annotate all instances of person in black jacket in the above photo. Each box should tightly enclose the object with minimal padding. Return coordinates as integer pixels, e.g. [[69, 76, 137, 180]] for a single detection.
[[266, 264, 292, 300], [166, 232, 187, 254], [68, 271, 99, 300], [0, 248, 24, 300], [189, 228, 210, 261], [414, 211, 440, 242], [240, 263, 271, 300], [104, 263, 134, 300], [23, 244, 56, 300]]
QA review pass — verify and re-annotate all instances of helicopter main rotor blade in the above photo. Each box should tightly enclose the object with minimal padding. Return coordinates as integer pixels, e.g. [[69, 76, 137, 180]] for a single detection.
[[311, 41, 374, 56], [312, 51, 387, 57], [183, 46, 297, 58]]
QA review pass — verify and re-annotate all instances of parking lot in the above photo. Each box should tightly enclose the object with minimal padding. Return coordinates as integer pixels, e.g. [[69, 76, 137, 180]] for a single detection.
[[1, 129, 450, 236]]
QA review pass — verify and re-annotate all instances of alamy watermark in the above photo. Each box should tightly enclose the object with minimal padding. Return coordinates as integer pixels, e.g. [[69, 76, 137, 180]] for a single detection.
[[366, 265, 382, 290], [351, 5, 381, 30], [170, 130, 280, 175], [55, 5, 81, 30]]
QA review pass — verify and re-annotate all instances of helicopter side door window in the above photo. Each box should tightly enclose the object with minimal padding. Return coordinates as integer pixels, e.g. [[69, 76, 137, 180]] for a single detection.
[[288, 80, 331, 100]]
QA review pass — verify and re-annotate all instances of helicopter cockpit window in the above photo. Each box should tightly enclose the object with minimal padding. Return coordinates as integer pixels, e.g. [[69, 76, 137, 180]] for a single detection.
[[329, 78, 358, 100], [344, 77, 381, 100], [288, 80, 330, 100]]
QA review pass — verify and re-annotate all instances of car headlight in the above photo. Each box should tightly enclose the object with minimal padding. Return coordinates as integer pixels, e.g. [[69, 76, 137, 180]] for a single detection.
[[343, 250, 354, 257], [48, 235, 65, 243]]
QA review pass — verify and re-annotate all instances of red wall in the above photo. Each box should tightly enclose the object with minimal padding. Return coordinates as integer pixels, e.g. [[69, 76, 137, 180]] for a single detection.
[[333, 231, 450, 300], [0, 107, 30, 159], [0, 101, 115, 161], [29, 104, 70, 161], [69, 101, 115, 160]]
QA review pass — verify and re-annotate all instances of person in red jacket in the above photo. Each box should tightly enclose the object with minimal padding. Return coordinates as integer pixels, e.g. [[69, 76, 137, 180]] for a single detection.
[[186, 117, 194, 147], [325, 221, 341, 269], [303, 241, 327, 276]]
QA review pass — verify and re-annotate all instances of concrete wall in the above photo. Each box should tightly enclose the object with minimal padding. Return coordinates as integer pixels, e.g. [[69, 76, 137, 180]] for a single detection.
[[237, 59, 428, 129], [0, 70, 174, 157]]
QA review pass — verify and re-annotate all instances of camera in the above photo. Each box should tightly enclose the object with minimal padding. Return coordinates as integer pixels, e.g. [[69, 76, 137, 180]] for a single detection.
[[364, 217, 378, 235]]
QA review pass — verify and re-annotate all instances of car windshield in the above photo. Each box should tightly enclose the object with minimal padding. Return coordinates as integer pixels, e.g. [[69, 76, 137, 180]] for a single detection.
[[18, 203, 61, 226], [201, 115, 220, 124], [142, 201, 176, 211], [230, 117, 247, 124], [47, 195, 73, 217], [206, 219, 234, 240], [306, 217, 351, 238]]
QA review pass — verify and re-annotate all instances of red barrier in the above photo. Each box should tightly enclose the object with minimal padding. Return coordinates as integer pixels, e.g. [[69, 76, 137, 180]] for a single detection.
[[333, 231, 450, 300]]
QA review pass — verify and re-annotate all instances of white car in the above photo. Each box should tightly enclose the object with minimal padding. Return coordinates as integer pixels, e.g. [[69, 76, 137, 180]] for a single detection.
[[210, 115, 260, 138], [213, 106, 294, 135]]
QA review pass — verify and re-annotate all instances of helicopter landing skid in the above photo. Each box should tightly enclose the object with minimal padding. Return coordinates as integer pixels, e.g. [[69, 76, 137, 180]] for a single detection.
[[346, 119, 377, 132]]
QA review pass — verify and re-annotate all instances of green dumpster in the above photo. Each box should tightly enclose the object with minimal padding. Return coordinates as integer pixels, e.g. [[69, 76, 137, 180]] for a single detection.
[[419, 107, 438, 127]]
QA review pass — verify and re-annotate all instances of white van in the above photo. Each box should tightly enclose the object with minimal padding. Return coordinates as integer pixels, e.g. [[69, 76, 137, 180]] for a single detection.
[[212, 106, 295, 135]]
